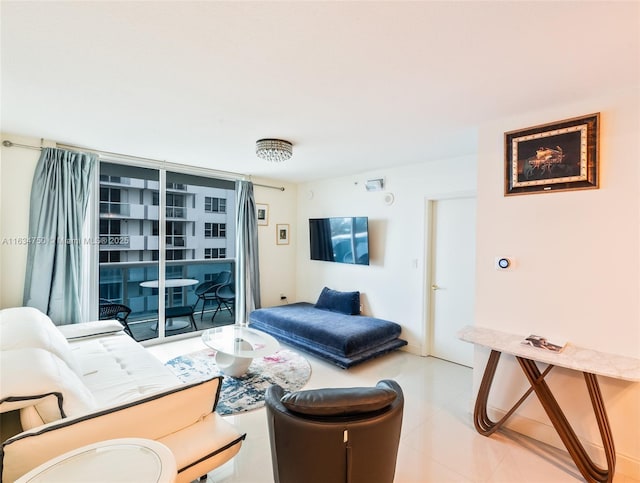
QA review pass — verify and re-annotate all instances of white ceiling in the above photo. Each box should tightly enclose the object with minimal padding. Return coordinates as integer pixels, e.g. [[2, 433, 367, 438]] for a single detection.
[[1, 1, 638, 183]]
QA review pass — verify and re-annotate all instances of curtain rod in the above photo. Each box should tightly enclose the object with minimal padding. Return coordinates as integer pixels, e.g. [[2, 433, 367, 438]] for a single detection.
[[2, 139, 286, 191], [2, 140, 42, 151], [253, 183, 285, 191]]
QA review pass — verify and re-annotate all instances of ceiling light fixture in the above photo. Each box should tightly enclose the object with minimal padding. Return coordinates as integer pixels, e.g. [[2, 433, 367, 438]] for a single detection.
[[256, 139, 293, 163]]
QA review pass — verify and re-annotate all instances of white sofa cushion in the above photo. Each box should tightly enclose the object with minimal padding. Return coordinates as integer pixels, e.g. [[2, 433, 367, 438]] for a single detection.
[[69, 332, 181, 407], [57, 319, 124, 340], [0, 348, 97, 429], [0, 307, 80, 375]]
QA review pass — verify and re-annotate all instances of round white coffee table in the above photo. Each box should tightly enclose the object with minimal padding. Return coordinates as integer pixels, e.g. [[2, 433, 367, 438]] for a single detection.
[[202, 325, 279, 377], [16, 438, 177, 483]]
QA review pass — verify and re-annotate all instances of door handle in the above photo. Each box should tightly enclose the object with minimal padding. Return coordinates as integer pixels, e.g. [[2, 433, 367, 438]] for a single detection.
[[431, 284, 440, 291]]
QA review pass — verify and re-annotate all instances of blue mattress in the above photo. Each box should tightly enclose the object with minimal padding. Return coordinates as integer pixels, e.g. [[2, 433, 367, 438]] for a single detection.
[[249, 303, 407, 369]]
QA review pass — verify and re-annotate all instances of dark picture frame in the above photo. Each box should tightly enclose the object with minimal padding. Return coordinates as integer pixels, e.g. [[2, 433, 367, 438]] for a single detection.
[[504, 113, 599, 196]]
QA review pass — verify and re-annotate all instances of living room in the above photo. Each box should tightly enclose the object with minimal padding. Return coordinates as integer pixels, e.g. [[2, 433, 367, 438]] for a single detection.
[[1, 1, 639, 482]]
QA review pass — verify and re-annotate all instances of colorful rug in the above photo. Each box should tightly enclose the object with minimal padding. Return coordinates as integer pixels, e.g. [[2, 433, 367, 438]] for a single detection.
[[165, 348, 311, 416]]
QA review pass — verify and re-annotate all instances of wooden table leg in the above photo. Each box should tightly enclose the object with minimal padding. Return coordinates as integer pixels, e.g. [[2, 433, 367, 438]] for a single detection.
[[517, 357, 615, 483], [473, 350, 616, 483], [474, 350, 551, 435]]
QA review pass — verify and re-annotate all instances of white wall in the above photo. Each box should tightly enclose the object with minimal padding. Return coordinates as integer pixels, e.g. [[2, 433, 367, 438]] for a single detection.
[[0, 133, 48, 308], [252, 179, 298, 308], [475, 87, 640, 476], [295, 156, 477, 354]]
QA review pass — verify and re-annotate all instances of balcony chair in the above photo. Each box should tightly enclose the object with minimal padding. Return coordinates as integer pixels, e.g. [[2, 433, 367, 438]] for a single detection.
[[193, 270, 232, 320], [211, 282, 235, 322], [265, 379, 404, 483], [98, 300, 133, 336], [164, 304, 198, 332]]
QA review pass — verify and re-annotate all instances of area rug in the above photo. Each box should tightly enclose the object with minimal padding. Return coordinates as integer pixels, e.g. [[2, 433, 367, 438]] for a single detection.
[[165, 348, 311, 416]]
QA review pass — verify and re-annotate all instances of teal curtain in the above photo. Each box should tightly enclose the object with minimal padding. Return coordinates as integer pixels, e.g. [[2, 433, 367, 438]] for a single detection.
[[235, 180, 261, 325], [23, 148, 97, 325]]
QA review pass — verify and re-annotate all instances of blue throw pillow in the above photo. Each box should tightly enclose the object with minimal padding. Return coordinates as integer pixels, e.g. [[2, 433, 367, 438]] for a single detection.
[[315, 287, 360, 315]]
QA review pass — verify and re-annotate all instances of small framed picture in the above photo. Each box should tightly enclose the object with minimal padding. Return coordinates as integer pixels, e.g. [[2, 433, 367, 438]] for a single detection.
[[256, 203, 269, 226], [504, 113, 599, 196], [276, 224, 290, 245]]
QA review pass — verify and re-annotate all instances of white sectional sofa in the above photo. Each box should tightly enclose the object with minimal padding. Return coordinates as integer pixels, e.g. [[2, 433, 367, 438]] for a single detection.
[[0, 306, 245, 482]]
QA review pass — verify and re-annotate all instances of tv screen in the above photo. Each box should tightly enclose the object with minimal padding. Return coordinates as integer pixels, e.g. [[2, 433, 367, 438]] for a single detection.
[[309, 217, 369, 265]]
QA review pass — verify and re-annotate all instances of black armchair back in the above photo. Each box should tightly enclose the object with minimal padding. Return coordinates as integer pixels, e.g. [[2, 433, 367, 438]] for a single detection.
[[265, 379, 404, 483]]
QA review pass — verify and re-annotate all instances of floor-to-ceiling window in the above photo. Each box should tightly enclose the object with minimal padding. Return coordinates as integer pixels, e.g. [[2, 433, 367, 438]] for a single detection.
[[97, 162, 236, 343]]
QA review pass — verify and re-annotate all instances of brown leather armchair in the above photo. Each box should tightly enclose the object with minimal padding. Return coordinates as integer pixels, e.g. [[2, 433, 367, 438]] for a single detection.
[[265, 379, 404, 483]]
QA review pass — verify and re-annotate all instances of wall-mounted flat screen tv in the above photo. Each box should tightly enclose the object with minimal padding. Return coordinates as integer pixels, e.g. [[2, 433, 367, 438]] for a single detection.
[[309, 217, 369, 265]]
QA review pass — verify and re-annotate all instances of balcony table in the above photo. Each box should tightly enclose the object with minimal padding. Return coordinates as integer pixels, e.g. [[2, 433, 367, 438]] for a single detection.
[[139, 278, 199, 289], [458, 325, 640, 483]]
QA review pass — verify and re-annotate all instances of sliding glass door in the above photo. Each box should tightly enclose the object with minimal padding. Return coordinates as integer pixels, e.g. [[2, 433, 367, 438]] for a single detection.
[[162, 172, 236, 337], [97, 162, 236, 343]]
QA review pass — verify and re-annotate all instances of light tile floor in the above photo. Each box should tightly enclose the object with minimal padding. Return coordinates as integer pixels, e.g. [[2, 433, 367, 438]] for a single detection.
[[148, 337, 638, 483]]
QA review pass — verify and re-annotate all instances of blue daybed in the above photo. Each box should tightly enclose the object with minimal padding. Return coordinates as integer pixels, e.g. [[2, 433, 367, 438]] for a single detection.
[[249, 287, 407, 369]]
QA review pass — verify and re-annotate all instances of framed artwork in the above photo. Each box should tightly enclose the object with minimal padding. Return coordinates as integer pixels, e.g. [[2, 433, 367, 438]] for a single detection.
[[504, 113, 599, 196], [256, 203, 269, 226], [276, 224, 289, 245]]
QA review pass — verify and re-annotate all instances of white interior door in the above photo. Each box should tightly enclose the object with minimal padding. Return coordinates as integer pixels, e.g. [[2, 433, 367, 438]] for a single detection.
[[429, 196, 476, 367]]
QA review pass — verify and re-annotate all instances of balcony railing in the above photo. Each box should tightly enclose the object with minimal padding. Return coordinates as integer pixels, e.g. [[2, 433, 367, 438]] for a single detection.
[[100, 202, 131, 217], [99, 176, 131, 186], [166, 183, 187, 191], [166, 235, 185, 247], [99, 234, 131, 249], [99, 258, 235, 324], [166, 206, 186, 219]]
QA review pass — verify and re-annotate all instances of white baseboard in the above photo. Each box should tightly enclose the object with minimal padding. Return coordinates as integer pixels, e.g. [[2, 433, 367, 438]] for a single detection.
[[402, 342, 422, 356], [488, 404, 640, 479]]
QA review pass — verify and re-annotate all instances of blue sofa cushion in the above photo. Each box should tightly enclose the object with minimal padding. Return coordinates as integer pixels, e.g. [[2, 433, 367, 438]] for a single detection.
[[249, 303, 407, 368], [250, 303, 401, 358], [314, 287, 360, 315]]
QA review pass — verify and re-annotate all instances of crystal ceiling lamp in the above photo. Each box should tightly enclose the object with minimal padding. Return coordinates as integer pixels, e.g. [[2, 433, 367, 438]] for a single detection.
[[256, 139, 293, 162]]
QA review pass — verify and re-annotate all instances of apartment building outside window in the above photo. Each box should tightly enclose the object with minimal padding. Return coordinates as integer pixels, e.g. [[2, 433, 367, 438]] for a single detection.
[[99, 251, 121, 263], [204, 222, 226, 238], [100, 187, 123, 215], [204, 248, 226, 259], [166, 193, 185, 218], [98, 161, 237, 343], [100, 219, 121, 237], [100, 175, 122, 184], [166, 221, 185, 247], [205, 196, 226, 213], [166, 249, 184, 261]]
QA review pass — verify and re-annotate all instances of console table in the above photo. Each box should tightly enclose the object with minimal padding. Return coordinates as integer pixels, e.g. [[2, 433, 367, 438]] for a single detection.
[[458, 325, 640, 483]]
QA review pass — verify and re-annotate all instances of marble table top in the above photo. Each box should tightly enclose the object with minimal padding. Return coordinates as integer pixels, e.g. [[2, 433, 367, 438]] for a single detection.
[[458, 325, 640, 382]]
